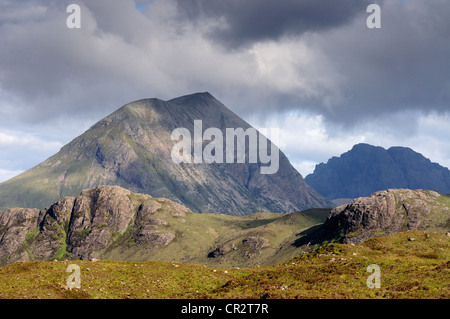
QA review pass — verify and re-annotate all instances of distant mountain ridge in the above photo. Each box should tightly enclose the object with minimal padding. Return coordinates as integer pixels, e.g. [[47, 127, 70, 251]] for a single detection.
[[305, 143, 450, 200], [0, 92, 332, 215]]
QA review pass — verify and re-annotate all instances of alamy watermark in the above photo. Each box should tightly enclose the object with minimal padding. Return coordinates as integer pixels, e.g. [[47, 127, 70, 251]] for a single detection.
[[66, 4, 81, 29], [66, 264, 81, 289], [66, 3, 383, 30], [366, 4, 381, 29], [171, 120, 280, 175], [366, 264, 381, 289]]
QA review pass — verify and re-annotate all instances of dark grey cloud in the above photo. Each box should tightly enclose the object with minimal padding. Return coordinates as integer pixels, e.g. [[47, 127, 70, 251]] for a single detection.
[[0, 0, 450, 182], [0, 0, 449, 127], [0, 0, 170, 126], [174, 0, 378, 49], [216, 0, 450, 126], [308, 0, 450, 124], [0, 3, 448, 130]]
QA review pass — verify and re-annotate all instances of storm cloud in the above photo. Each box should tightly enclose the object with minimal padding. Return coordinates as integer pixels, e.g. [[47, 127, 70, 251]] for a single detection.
[[0, 0, 449, 181], [174, 0, 378, 49]]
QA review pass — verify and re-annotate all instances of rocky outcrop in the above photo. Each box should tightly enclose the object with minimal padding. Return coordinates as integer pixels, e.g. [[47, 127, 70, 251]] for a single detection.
[[135, 230, 175, 248], [208, 242, 236, 258], [208, 236, 271, 260], [320, 189, 450, 244], [0, 185, 189, 265], [242, 236, 270, 250], [0, 208, 42, 263]]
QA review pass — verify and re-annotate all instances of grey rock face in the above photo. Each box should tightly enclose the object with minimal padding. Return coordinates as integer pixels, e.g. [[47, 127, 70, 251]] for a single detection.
[[67, 186, 137, 258], [136, 229, 175, 248], [0, 208, 41, 263], [0, 185, 189, 265], [208, 236, 271, 260], [242, 236, 270, 250], [321, 189, 449, 244], [0, 92, 332, 215], [208, 242, 236, 258]]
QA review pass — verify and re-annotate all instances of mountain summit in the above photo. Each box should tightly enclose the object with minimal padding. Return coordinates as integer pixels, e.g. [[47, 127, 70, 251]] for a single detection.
[[305, 143, 450, 200], [0, 92, 332, 215]]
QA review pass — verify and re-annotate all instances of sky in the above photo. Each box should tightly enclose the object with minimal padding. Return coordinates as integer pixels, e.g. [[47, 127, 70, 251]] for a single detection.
[[0, 0, 450, 182]]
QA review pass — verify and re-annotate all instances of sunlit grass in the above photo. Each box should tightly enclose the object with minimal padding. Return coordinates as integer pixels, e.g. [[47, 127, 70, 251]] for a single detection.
[[0, 230, 447, 299]]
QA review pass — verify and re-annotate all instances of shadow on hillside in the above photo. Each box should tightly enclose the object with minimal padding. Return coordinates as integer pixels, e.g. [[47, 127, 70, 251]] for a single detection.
[[292, 224, 326, 248]]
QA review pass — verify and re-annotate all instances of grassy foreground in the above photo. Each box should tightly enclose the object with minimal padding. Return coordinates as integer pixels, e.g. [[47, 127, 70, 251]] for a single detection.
[[0, 230, 448, 299]]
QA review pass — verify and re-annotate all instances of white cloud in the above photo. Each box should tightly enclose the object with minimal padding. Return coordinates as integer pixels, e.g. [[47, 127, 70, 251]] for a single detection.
[[0, 169, 23, 183], [250, 110, 450, 177], [0, 131, 62, 151], [250, 111, 365, 176], [0, 129, 63, 178], [290, 160, 319, 178], [0, 0, 449, 184], [405, 113, 450, 169]]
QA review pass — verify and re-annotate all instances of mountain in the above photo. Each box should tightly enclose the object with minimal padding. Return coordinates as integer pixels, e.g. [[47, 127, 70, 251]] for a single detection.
[[305, 143, 450, 200], [0, 92, 332, 215], [297, 189, 450, 246], [0, 185, 329, 267]]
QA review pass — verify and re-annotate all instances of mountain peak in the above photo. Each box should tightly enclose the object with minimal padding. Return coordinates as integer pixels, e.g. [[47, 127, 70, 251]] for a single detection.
[[114, 92, 218, 117], [168, 92, 223, 111], [305, 143, 450, 200], [352, 142, 373, 149], [350, 143, 384, 152], [0, 93, 332, 214], [169, 91, 215, 102], [387, 145, 413, 151]]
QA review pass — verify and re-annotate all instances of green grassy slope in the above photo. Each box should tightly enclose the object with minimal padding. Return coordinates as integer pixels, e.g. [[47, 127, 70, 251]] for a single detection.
[[98, 208, 330, 268], [0, 230, 447, 299]]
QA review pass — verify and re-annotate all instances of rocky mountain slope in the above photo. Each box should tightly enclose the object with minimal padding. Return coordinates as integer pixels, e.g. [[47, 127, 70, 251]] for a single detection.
[[305, 143, 450, 200], [0, 92, 332, 215], [304, 189, 450, 245], [0, 185, 329, 267]]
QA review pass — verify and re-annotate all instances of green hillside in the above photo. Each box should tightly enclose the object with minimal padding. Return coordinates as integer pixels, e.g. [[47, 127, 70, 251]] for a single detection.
[[0, 230, 448, 299], [99, 208, 330, 268]]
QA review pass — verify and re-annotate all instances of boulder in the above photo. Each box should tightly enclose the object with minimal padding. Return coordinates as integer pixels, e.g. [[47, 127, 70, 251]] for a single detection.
[[208, 243, 236, 258], [242, 236, 270, 250], [321, 189, 449, 244]]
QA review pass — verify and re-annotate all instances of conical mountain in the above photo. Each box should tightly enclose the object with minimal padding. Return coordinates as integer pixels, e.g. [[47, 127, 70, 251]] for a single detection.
[[0, 92, 332, 215]]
